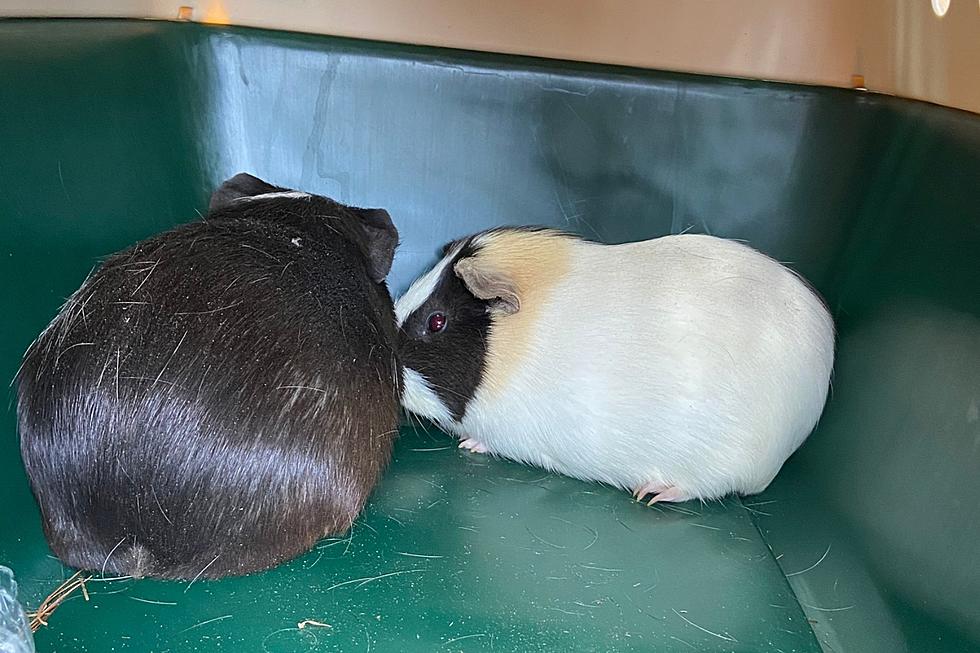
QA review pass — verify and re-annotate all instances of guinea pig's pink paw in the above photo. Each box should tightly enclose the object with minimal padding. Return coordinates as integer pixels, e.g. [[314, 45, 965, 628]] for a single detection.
[[633, 483, 689, 505], [458, 438, 489, 454]]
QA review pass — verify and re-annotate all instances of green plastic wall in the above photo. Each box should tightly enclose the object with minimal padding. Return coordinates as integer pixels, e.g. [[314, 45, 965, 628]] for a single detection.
[[1, 19, 977, 653]]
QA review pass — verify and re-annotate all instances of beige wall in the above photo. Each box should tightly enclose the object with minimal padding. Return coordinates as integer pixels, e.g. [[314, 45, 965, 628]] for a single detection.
[[3, 0, 978, 114]]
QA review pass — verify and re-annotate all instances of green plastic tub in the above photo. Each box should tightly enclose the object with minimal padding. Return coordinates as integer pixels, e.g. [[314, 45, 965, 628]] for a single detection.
[[1, 19, 978, 653]]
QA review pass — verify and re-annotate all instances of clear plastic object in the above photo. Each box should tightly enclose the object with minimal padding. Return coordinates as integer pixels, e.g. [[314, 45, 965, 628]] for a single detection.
[[0, 567, 35, 653]]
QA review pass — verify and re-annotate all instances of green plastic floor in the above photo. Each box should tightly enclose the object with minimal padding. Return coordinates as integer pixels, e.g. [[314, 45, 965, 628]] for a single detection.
[[10, 426, 815, 652], [2, 18, 979, 653]]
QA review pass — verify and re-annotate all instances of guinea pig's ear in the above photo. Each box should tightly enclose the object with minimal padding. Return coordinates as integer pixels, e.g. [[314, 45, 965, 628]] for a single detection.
[[209, 173, 285, 212], [454, 257, 520, 315], [354, 208, 398, 283], [441, 238, 462, 256]]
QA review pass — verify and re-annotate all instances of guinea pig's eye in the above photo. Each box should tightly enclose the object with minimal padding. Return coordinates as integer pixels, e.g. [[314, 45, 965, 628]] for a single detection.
[[426, 312, 447, 334]]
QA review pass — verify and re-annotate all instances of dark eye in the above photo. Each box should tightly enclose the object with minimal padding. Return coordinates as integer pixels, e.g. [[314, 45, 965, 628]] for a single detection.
[[427, 312, 447, 333]]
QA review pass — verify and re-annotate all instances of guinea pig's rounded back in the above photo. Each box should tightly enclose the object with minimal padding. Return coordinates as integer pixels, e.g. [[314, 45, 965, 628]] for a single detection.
[[16, 179, 401, 579]]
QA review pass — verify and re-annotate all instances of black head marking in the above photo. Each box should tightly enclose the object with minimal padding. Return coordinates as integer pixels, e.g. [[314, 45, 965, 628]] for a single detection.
[[399, 240, 490, 421]]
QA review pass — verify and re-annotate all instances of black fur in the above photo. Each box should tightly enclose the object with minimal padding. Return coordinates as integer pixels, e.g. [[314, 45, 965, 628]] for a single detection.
[[354, 208, 398, 283], [17, 174, 402, 579], [207, 172, 285, 211], [398, 239, 491, 421]]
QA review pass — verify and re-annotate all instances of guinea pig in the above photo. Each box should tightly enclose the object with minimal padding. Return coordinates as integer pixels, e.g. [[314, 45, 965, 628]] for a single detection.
[[395, 227, 834, 503], [16, 173, 402, 579]]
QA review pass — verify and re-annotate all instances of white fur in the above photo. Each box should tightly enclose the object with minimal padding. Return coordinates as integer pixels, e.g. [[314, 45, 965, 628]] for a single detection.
[[401, 368, 455, 428], [399, 233, 835, 500], [235, 191, 311, 202], [394, 242, 464, 326]]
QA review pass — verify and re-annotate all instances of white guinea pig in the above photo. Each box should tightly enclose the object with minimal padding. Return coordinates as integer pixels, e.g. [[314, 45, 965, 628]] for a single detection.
[[395, 227, 834, 503]]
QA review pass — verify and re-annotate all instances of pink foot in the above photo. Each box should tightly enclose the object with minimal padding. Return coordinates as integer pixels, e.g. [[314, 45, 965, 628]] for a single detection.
[[458, 438, 488, 454], [632, 483, 689, 505]]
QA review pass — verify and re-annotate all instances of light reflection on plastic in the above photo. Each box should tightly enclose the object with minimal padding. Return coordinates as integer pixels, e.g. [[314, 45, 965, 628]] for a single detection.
[[202, 1, 230, 25], [931, 0, 951, 16]]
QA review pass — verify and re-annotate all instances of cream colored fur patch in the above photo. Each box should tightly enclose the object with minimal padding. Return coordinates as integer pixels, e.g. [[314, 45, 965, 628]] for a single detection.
[[468, 230, 573, 397]]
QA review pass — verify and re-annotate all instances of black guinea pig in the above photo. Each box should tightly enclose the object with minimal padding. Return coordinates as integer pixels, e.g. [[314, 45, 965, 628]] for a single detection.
[[16, 173, 402, 579]]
